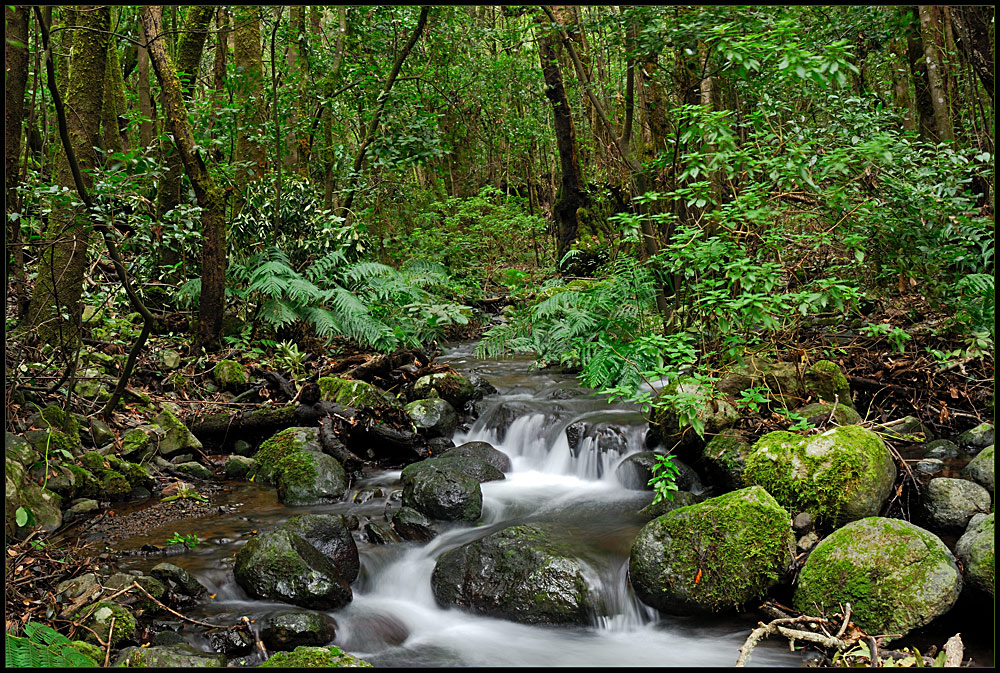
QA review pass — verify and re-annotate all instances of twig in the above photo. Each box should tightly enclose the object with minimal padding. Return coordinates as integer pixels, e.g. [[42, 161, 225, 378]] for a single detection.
[[127, 581, 221, 629], [834, 602, 851, 639], [104, 616, 114, 666], [243, 615, 269, 661]]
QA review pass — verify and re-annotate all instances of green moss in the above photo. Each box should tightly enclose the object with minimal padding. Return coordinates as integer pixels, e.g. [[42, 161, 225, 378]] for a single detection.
[[317, 377, 392, 407], [106, 454, 153, 489], [80, 451, 106, 471], [744, 426, 893, 527], [274, 451, 318, 490], [255, 427, 311, 480], [260, 645, 372, 668], [69, 640, 102, 664], [213, 359, 248, 389], [631, 486, 792, 612], [121, 428, 151, 456], [85, 601, 136, 646], [794, 517, 961, 637], [68, 465, 100, 498], [804, 360, 851, 406]]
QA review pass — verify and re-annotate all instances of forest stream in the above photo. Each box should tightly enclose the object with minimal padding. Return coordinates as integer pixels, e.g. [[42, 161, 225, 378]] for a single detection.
[[98, 343, 812, 667]]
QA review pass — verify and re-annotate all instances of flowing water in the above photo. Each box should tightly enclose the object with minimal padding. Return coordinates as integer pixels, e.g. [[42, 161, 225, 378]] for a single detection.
[[115, 344, 804, 667]]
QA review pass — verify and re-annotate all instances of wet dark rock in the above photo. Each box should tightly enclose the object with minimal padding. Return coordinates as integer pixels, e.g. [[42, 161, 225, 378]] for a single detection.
[[208, 628, 254, 655], [390, 506, 437, 542], [150, 562, 208, 598], [431, 524, 599, 625], [400, 460, 482, 522], [615, 451, 702, 493], [353, 487, 386, 504], [565, 422, 628, 458], [915, 458, 946, 475], [278, 514, 360, 583], [637, 491, 701, 520], [468, 374, 498, 399], [438, 441, 512, 473], [404, 398, 459, 438], [956, 423, 994, 454], [233, 530, 352, 609], [407, 455, 504, 484], [260, 611, 337, 651], [364, 520, 402, 545], [426, 437, 457, 454], [923, 439, 960, 460]]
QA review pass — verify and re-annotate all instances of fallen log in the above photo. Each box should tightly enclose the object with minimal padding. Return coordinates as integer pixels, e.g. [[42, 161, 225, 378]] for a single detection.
[[189, 402, 355, 448]]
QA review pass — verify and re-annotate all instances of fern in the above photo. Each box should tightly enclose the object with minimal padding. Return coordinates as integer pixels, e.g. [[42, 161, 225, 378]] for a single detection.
[[6, 623, 97, 668]]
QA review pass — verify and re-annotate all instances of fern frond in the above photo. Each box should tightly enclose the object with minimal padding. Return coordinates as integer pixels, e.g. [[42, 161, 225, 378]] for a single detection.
[[258, 298, 302, 329]]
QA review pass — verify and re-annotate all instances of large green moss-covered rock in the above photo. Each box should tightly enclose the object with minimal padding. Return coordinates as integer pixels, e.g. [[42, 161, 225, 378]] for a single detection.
[[233, 529, 352, 609], [213, 359, 248, 391], [629, 486, 793, 613], [794, 517, 962, 640], [254, 427, 349, 505], [5, 458, 62, 539], [431, 524, 600, 625], [955, 513, 994, 598], [153, 404, 202, 457], [317, 376, 397, 408], [115, 643, 226, 667], [699, 429, 754, 492], [744, 426, 896, 527], [259, 645, 371, 668], [400, 460, 482, 522], [84, 600, 136, 647], [794, 402, 862, 426]]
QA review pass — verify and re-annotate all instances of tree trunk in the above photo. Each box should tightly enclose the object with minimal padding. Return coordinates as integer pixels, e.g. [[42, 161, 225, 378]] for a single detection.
[[137, 23, 154, 147], [918, 6, 954, 142], [100, 8, 128, 156], [140, 6, 227, 351], [5, 6, 29, 295], [208, 7, 229, 162], [536, 13, 584, 268], [890, 38, 917, 132], [323, 7, 347, 210], [26, 6, 110, 350], [906, 7, 938, 142], [950, 6, 994, 105], [234, 5, 266, 182]]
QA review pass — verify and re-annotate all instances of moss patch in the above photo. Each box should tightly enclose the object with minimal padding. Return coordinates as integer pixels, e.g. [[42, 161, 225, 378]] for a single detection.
[[213, 359, 248, 390], [260, 645, 372, 668], [317, 376, 394, 407], [744, 426, 895, 527]]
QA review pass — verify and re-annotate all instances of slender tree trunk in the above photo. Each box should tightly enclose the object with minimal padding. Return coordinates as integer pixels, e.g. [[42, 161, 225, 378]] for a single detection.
[[907, 7, 938, 142], [101, 14, 129, 156], [323, 7, 347, 210], [27, 6, 110, 350], [234, 5, 266, 181], [890, 38, 917, 132], [950, 6, 994, 105], [5, 6, 29, 296], [137, 24, 154, 147], [141, 5, 227, 350], [340, 6, 430, 222], [208, 6, 230, 162], [536, 13, 584, 267], [918, 6, 954, 142]]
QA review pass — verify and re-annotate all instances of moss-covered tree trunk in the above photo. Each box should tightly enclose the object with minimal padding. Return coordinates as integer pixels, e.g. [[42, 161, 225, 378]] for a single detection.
[[100, 8, 129, 157], [918, 5, 954, 142], [154, 5, 215, 283], [5, 6, 29, 295], [140, 6, 227, 350], [26, 6, 110, 350], [234, 5, 266, 182]]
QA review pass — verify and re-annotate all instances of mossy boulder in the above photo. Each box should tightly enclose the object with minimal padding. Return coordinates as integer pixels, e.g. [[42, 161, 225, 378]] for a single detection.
[[259, 645, 371, 668], [25, 428, 81, 460], [648, 377, 737, 453], [254, 427, 349, 506], [224, 455, 256, 480], [159, 349, 182, 371], [150, 562, 208, 598], [213, 359, 248, 391], [400, 460, 483, 522], [317, 376, 397, 408], [629, 486, 793, 613], [794, 517, 962, 640], [153, 404, 202, 457], [278, 514, 359, 583], [404, 398, 459, 438], [637, 490, 701, 520], [794, 402, 863, 427], [233, 529, 352, 609], [84, 600, 136, 647], [920, 477, 992, 533], [174, 461, 213, 481], [33, 405, 83, 452], [436, 441, 512, 472], [698, 429, 754, 492], [804, 360, 854, 408], [717, 358, 803, 407], [120, 426, 161, 461], [956, 422, 994, 454], [260, 611, 338, 651], [115, 643, 226, 667], [962, 444, 994, 496], [6, 432, 40, 466], [431, 524, 600, 625], [954, 513, 994, 598], [411, 372, 477, 410], [5, 458, 63, 538], [743, 426, 896, 527]]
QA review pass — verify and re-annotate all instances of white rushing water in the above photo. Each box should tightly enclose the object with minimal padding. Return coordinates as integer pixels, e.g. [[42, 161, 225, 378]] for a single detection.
[[314, 346, 800, 667]]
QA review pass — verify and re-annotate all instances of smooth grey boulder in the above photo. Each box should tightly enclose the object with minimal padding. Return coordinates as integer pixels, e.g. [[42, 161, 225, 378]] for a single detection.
[[260, 611, 337, 651], [954, 513, 994, 598], [233, 530, 352, 609], [794, 517, 962, 641], [921, 477, 992, 533], [962, 445, 994, 496], [629, 486, 793, 613], [431, 524, 599, 625]]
